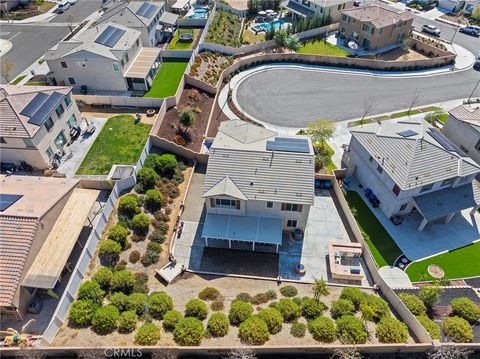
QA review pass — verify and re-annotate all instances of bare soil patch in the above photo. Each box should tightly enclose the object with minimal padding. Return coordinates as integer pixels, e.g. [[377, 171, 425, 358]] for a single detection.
[[376, 47, 428, 61]]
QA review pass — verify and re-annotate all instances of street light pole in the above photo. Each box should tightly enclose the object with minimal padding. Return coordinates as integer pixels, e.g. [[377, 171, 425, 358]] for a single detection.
[[467, 77, 480, 105]]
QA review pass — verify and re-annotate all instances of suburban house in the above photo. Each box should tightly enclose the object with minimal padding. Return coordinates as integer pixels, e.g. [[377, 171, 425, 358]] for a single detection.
[[339, 5, 414, 52], [0, 175, 99, 317], [438, 0, 464, 11], [201, 120, 315, 253], [45, 23, 161, 92], [0, 85, 81, 170], [342, 119, 480, 231], [442, 105, 480, 166], [282, 0, 355, 23], [98, 1, 179, 47]]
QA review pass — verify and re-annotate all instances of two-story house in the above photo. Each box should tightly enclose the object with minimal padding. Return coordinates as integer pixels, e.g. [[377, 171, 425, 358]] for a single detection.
[[0, 85, 81, 169], [201, 120, 315, 253], [340, 5, 414, 52], [342, 119, 480, 231], [283, 0, 355, 23], [45, 23, 161, 92]]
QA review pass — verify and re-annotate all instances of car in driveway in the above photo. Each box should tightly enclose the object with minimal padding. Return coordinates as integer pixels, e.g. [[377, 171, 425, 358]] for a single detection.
[[422, 24, 441, 36], [459, 26, 480, 37]]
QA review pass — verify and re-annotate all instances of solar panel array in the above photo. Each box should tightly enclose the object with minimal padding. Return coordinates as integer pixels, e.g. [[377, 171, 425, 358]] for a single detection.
[[427, 128, 465, 156], [95, 25, 126, 48], [266, 137, 310, 153], [0, 194, 23, 212], [135, 2, 157, 18], [398, 129, 418, 138], [20, 92, 65, 126], [20, 92, 50, 117]]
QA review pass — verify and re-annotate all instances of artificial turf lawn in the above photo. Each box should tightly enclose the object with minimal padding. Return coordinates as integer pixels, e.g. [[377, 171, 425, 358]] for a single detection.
[[167, 29, 200, 50], [345, 191, 402, 268], [297, 40, 349, 57], [143, 60, 189, 98], [406, 242, 480, 282], [76, 115, 151, 175]]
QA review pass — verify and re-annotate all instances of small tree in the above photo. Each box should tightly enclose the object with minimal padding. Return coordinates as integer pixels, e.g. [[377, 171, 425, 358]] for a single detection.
[[284, 35, 301, 52], [118, 194, 140, 217], [179, 108, 196, 133], [312, 277, 330, 300], [91, 305, 120, 334], [399, 293, 427, 316], [274, 29, 288, 48], [335, 315, 368, 344], [69, 299, 99, 326], [424, 110, 447, 126], [301, 297, 327, 319], [450, 297, 480, 323], [163, 310, 184, 331], [276, 298, 301, 322], [360, 294, 390, 322], [306, 121, 335, 153], [107, 224, 129, 249], [135, 322, 161, 345], [416, 315, 441, 340], [148, 291, 174, 319], [360, 97, 375, 125], [308, 316, 336, 342], [137, 167, 159, 190], [92, 267, 113, 289], [419, 285, 442, 308], [185, 298, 209, 320], [257, 308, 283, 334], [144, 189, 164, 212], [207, 312, 230, 337], [110, 270, 135, 294], [408, 88, 424, 115], [229, 300, 253, 326], [78, 280, 105, 304], [330, 299, 356, 319], [130, 213, 150, 236], [118, 310, 138, 333], [340, 287, 365, 310]]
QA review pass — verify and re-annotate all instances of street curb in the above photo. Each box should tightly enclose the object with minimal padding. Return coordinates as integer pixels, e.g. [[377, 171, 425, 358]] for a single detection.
[[435, 16, 462, 27], [0, 6, 57, 24]]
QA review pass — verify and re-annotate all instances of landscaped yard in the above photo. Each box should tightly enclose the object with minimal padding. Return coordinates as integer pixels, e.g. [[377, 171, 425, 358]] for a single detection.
[[189, 51, 233, 86], [348, 106, 442, 127], [297, 39, 349, 57], [143, 60, 188, 98], [168, 29, 200, 50], [76, 115, 152, 175], [205, 9, 242, 47], [345, 191, 402, 268]]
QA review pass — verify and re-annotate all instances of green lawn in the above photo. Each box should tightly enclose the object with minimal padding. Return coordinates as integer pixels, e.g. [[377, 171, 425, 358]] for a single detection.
[[345, 191, 402, 268], [406, 242, 480, 282], [168, 29, 200, 50], [348, 106, 442, 127], [143, 60, 188, 98], [12, 75, 26, 85], [76, 115, 152, 175], [297, 40, 349, 57]]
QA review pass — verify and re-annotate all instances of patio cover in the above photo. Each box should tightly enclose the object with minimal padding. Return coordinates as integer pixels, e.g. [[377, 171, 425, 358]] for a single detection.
[[124, 47, 160, 79], [282, 0, 314, 17], [413, 181, 480, 221], [22, 188, 99, 289], [172, 0, 189, 10], [202, 214, 282, 245], [159, 11, 179, 26]]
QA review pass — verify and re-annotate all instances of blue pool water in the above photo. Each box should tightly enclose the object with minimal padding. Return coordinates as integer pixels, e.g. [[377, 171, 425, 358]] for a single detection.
[[188, 7, 209, 19], [253, 18, 291, 32]]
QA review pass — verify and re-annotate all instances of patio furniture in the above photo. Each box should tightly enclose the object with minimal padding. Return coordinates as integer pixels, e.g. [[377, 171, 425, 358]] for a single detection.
[[258, 10, 266, 15], [328, 242, 364, 281]]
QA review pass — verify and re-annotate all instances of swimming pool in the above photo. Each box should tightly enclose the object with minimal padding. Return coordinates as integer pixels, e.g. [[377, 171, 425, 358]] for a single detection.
[[188, 7, 209, 19], [252, 19, 291, 32]]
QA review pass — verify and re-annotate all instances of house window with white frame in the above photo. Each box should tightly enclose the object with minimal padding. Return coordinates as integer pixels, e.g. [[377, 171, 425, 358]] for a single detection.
[[266, 201, 274, 208], [281, 203, 303, 212], [212, 198, 239, 209], [287, 219, 298, 228]]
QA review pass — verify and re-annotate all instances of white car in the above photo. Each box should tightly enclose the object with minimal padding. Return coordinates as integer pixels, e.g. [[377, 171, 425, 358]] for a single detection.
[[421, 24, 441, 36], [57, 0, 70, 13], [69, 0, 78, 4]]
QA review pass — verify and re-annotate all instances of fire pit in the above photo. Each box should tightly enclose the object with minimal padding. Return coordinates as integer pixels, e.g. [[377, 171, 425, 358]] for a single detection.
[[146, 109, 156, 117]]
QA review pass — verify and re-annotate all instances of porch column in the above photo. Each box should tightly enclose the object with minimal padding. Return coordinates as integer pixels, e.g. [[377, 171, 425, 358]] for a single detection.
[[204, 237, 208, 247], [229, 240, 231, 249], [444, 212, 456, 223], [252, 242, 255, 251], [417, 218, 428, 232], [470, 205, 480, 215]]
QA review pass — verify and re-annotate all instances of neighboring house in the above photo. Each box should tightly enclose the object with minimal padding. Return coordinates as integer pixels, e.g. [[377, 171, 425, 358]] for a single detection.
[[340, 5, 414, 52], [442, 105, 480, 166], [282, 0, 355, 23], [342, 119, 480, 231], [438, 0, 463, 12], [0, 85, 81, 169], [45, 23, 161, 92], [98, 1, 178, 47], [201, 120, 315, 253], [0, 176, 99, 317]]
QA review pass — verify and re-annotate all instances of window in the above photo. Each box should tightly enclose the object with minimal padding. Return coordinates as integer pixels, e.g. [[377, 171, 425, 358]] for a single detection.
[[54, 131, 67, 150], [352, 31, 359, 39], [441, 178, 454, 187], [23, 138, 35, 148], [44, 117, 54, 132], [399, 203, 408, 211], [68, 77, 76, 85], [342, 14, 350, 23], [362, 24, 373, 35], [376, 165, 383, 174], [67, 115, 77, 129], [46, 146, 54, 159], [287, 220, 298, 228], [338, 4, 342, 10], [55, 103, 64, 117], [392, 184, 401, 196], [214, 198, 238, 208], [281, 203, 303, 212], [0, 137, 6, 144], [113, 63, 120, 72], [64, 94, 72, 107], [61, 61, 67, 68], [266, 201, 273, 208], [420, 183, 433, 193]]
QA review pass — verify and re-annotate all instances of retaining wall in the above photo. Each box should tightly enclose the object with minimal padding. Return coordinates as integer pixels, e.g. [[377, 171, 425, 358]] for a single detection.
[[150, 135, 209, 163], [160, 49, 194, 59]]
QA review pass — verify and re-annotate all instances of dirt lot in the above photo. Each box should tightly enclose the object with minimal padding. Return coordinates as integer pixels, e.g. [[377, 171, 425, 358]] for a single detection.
[[376, 47, 428, 61]]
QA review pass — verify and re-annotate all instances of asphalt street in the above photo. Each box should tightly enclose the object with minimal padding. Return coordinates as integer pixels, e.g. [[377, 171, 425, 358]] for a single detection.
[[50, 0, 102, 23]]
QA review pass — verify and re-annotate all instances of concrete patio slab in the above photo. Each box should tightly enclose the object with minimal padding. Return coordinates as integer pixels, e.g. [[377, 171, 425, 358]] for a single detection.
[[378, 266, 413, 288]]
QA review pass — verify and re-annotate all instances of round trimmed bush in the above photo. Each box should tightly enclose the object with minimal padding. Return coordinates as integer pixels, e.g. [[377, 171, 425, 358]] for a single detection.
[[280, 285, 298, 298], [308, 316, 336, 342], [238, 316, 270, 345], [156, 154, 177, 176], [229, 300, 253, 326], [135, 322, 161, 345], [185, 298, 208, 320], [110, 270, 135, 294], [137, 167, 159, 190], [69, 299, 99, 326], [198, 287, 221, 301], [91, 305, 119, 334], [92, 267, 113, 289], [149, 229, 166, 243], [399, 293, 427, 316], [163, 309, 183, 331], [443, 316, 473, 342], [450, 297, 480, 323], [109, 292, 130, 311], [98, 239, 121, 258], [130, 213, 150, 236], [118, 194, 140, 217], [330, 299, 356, 319], [108, 224, 129, 249], [291, 322, 307, 338], [301, 297, 326, 319], [133, 273, 149, 294], [207, 312, 229, 337], [335, 315, 368, 344], [360, 294, 390, 322], [277, 298, 301, 322], [118, 310, 137, 333], [376, 317, 409, 343], [127, 293, 148, 315], [236, 292, 251, 302], [148, 291, 173, 319], [129, 250, 141, 264], [78, 280, 105, 304], [173, 317, 205, 346], [340, 287, 365, 310], [292, 297, 303, 307], [257, 308, 283, 334], [144, 189, 164, 211], [416, 315, 441, 340], [211, 300, 224, 311]]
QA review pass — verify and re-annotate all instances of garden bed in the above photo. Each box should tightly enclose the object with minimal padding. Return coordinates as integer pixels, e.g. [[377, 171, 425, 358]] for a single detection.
[[204, 9, 242, 47], [0, 1, 55, 20], [189, 51, 234, 87], [207, 90, 230, 138]]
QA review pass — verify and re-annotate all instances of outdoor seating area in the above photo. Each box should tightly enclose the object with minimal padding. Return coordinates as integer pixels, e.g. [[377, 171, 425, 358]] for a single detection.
[[250, 10, 291, 34], [328, 242, 364, 281]]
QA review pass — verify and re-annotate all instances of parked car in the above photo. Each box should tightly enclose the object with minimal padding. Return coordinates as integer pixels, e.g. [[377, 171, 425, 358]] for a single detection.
[[57, 0, 70, 13], [422, 24, 441, 36], [68, 0, 78, 4], [474, 55, 480, 71], [459, 26, 480, 37]]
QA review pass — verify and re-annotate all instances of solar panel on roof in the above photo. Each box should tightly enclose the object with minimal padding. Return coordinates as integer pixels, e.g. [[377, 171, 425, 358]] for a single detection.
[[136, 2, 157, 18], [136, 2, 149, 16], [95, 25, 117, 45], [20, 92, 50, 117], [95, 25, 125, 48], [427, 128, 465, 156], [28, 92, 64, 126], [0, 194, 23, 212], [398, 130, 417, 138], [266, 137, 310, 153]]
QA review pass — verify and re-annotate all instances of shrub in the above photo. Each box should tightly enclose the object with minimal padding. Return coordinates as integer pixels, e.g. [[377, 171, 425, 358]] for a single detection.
[[130, 213, 150, 236], [266, 290, 277, 300], [144, 189, 164, 212], [292, 297, 303, 307], [69, 299, 99, 326], [185, 299, 209, 320], [163, 310, 183, 331], [141, 249, 160, 267], [148, 291, 173, 319], [118, 310, 138, 333], [92, 267, 113, 289], [335, 315, 368, 344], [443, 316, 473, 342], [110, 270, 135, 294], [133, 273, 149, 294], [416, 315, 441, 340], [98, 239, 121, 259], [115, 259, 127, 271], [78, 280, 105, 304], [137, 167, 159, 190], [340, 287, 366, 310], [251, 293, 270, 305], [109, 292, 130, 311], [91, 305, 120, 334], [198, 287, 221, 301], [291, 322, 307, 337], [277, 298, 301, 322], [238, 316, 270, 345], [419, 285, 442, 308], [211, 300, 224, 311], [207, 312, 229, 337], [229, 300, 253, 326], [280, 285, 298, 298], [173, 317, 205, 346], [135, 322, 161, 345], [308, 316, 336, 342], [301, 297, 326, 319], [108, 224, 129, 249], [236, 292, 251, 302], [376, 317, 409, 343], [127, 293, 148, 315], [312, 278, 329, 299], [156, 154, 177, 176], [360, 294, 390, 322], [399, 293, 427, 316], [257, 308, 283, 334], [331, 299, 356, 319], [149, 229, 166, 243], [450, 297, 480, 323], [118, 194, 140, 217], [129, 250, 141, 264]]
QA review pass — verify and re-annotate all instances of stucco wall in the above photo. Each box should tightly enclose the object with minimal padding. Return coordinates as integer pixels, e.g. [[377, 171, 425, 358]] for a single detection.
[[442, 115, 480, 166]]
